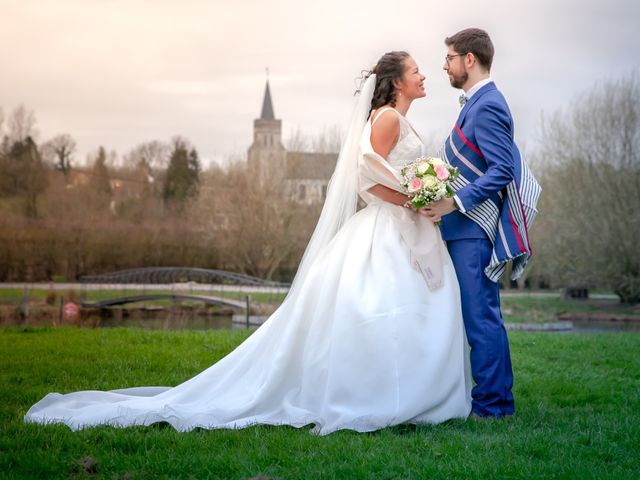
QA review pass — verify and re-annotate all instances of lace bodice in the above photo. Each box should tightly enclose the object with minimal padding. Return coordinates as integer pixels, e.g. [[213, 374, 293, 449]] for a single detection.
[[371, 108, 423, 169]]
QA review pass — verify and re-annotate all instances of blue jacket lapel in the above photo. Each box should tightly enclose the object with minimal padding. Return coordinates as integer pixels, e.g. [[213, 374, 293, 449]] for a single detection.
[[456, 81, 497, 126]]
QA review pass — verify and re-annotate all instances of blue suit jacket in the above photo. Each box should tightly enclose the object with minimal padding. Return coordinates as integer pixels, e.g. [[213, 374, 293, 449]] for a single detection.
[[440, 82, 518, 241]]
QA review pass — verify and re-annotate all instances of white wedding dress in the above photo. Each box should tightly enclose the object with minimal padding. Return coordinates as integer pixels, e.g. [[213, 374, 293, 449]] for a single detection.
[[25, 107, 471, 435]]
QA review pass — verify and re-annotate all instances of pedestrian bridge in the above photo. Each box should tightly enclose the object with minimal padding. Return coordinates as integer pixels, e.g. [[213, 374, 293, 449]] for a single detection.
[[80, 267, 289, 288], [81, 293, 246, 310]]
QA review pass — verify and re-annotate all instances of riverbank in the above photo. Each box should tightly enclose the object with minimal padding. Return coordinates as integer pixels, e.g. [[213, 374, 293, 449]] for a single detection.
[[2, 286, 637, 332]]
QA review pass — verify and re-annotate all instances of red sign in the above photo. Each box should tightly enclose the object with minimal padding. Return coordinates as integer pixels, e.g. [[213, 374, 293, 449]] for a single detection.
[[63, 302, 80, 321]]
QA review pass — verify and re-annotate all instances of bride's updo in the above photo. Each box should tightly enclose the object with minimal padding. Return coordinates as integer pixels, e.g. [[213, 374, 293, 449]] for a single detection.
[[369, 51, 410, 114]]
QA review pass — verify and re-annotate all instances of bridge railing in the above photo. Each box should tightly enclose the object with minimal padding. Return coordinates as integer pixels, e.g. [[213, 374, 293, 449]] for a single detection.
[[80, 267, 290, 288]]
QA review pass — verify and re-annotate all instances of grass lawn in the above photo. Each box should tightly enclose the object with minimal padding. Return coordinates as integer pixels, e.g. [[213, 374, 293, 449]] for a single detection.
[[500, 296, 638, 324], [1, 327, 639, 479]]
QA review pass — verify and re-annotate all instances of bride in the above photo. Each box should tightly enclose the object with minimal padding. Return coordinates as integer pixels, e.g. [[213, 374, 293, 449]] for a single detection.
[[25, 51, 471, 435]]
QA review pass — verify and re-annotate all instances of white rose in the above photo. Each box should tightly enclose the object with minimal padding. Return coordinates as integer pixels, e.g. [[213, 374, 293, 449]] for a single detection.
[[423, 176, 438, 188], [416, 162, 430, 176]]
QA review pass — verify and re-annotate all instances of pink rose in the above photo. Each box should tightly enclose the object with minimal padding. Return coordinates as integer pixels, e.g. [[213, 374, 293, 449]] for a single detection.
[[408, 177, 423, 193], [435, 164, 449, 181]]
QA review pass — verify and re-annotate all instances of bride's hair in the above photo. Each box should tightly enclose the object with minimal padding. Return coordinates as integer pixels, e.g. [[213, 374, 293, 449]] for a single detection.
[[369, 51, 410, 115]]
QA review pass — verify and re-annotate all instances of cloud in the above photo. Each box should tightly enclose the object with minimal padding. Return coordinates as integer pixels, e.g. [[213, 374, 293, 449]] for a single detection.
[[1, 0, 638, 165]]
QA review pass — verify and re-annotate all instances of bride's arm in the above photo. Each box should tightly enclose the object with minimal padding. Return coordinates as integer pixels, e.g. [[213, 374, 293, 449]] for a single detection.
[[367, 112, 411, 207], [367, 184, 410, 206]]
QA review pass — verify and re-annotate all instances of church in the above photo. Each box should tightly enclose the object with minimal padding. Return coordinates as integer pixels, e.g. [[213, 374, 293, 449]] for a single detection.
[[247, 80, 337, 204]]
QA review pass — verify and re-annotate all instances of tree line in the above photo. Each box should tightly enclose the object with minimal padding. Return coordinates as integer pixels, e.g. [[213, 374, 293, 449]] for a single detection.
[[0, 104, 319, 283], [526, 72, 639, 302]]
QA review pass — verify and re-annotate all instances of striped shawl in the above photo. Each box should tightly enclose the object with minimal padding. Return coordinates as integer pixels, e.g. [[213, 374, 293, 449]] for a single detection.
[[443, 123, 541, 282]]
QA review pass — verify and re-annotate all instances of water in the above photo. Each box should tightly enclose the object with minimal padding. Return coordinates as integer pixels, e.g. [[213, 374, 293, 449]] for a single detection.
[[1, 312, 256, 331], [6, 316, 639, 332], [569, 321, 640, 333]]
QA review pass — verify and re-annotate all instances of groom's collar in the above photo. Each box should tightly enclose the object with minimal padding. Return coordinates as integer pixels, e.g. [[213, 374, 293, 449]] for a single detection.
[[457, 80, 497, 124], [464, 77, 493, 101]]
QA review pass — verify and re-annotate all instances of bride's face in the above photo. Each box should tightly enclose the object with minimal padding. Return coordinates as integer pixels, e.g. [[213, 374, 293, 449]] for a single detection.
[[396, 57, 426, 100]]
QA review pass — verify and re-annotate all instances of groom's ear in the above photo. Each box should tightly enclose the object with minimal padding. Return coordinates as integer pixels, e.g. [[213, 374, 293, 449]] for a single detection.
[[465, 53, 483, 72]]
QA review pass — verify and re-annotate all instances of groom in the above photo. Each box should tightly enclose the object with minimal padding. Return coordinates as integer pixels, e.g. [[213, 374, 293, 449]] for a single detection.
[[424, 28, 519, 418]]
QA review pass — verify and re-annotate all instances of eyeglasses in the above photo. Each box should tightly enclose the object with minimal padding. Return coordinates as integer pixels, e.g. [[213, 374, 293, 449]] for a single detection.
[[445, 53, 467, 65]]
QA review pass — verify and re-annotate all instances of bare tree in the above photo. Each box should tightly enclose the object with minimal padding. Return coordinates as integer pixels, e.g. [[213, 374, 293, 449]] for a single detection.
[[123, 141, 169, 198], [191, 159, 318, 280], [107, 149, 120, 169], [285, 126, 309, 152], [286, 125, 344, 153], [311, 125, 344, 153], [42, 134, 76, 175], [125, 140, 169, 170], [531, 71, 640, 302], [7, 105, 38, 143]]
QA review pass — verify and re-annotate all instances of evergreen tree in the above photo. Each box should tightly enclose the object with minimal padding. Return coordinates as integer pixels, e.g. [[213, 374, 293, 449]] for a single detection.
[[1, 136, 48, 217], [89, 146, 112, 209], [162, 138, 200, 208]]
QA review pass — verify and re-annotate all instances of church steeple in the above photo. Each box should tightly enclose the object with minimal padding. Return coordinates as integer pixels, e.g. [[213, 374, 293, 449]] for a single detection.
[[260, 80, 275, 120], [248, 72, 284, 181]]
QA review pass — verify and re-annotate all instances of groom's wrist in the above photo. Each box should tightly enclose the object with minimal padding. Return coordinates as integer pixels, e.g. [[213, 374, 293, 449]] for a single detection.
[[452, 195, 465, 213]]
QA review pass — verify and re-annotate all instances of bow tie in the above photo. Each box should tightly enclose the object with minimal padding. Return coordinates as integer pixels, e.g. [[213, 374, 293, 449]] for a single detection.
[[459, 94, 468, 107]]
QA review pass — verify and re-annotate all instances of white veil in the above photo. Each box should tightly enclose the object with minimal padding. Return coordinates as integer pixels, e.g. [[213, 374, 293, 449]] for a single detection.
[[286, 74, 376, 297]]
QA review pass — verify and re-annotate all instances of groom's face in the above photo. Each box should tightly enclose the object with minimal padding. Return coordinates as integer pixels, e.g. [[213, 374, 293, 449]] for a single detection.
[[444, 46, 468, 90]]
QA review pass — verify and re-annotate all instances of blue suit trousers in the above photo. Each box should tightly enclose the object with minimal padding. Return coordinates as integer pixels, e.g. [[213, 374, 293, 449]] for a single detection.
[[447, 238, 515, 417]]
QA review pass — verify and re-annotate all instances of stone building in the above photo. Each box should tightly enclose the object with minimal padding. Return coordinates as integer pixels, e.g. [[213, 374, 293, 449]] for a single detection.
[[247, 80, 337, 204]]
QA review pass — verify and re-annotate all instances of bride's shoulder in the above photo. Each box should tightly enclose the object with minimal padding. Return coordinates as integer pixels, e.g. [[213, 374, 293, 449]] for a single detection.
[[370, 106, 400, 124], [369, 106, 401, 155], [370, 107, 400, 134]]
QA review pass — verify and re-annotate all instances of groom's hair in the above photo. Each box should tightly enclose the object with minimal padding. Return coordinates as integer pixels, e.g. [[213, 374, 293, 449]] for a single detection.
[[445, 28, 494, 72]]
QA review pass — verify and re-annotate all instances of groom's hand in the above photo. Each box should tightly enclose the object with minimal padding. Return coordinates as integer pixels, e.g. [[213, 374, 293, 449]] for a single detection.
[[419, 208, 441, 223], [422, 197, 456, 222]]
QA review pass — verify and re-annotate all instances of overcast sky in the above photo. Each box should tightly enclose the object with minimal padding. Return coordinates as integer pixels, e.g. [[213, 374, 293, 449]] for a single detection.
[[1, 0, 638, 167]]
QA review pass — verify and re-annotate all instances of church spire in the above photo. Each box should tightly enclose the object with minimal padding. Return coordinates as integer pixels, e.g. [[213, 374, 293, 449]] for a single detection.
[[260, 77, 275, 120]]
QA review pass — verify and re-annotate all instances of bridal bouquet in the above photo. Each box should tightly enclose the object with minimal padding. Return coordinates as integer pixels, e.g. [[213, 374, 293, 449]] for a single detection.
[[400, 156, 459, 210]]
